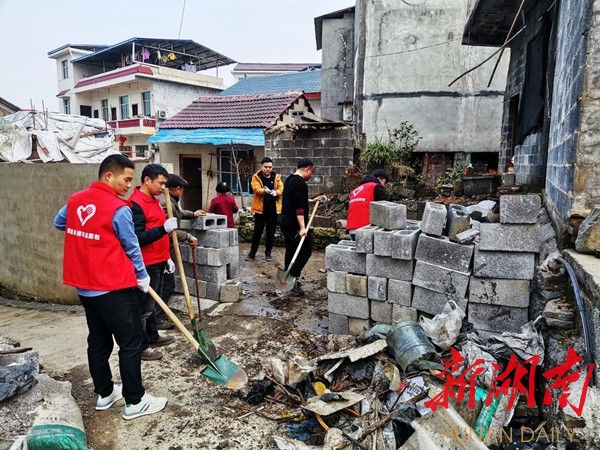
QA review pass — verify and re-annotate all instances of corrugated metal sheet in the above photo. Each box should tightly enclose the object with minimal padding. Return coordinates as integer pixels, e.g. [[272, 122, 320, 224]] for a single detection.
[[147, 128, 265, 146]]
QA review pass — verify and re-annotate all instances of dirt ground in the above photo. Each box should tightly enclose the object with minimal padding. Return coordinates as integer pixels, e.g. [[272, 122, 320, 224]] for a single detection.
[[0, 243, 333, 450]]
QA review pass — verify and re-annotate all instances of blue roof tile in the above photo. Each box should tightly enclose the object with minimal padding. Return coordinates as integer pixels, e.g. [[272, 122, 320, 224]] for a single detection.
[[220, 70, 321, 96]]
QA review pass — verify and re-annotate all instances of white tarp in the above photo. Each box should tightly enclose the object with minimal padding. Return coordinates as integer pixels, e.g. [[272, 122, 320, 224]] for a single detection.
[[0, 111, 118, 163]]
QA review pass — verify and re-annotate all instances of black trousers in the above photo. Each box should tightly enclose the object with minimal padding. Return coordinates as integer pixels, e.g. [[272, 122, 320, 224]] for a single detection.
[[139, 262, 164, 349], [158, 271, 176, 322], [250, 211, 278, 256], [281, 227, 313, 278], [80, 288, 144, 405]]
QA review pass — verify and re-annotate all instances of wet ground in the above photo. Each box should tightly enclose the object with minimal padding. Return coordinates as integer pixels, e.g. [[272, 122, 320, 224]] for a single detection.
[[0, 243, 331, 449]]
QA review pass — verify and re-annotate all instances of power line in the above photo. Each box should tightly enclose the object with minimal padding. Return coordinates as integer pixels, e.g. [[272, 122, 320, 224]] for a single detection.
[[178, 0, 187, 39], [366, 36, 461, 58]]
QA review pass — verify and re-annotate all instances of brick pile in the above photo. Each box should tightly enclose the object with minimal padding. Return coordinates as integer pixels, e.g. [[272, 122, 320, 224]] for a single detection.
[[175, 213, 242, 303], [326, 195, 546, 336]]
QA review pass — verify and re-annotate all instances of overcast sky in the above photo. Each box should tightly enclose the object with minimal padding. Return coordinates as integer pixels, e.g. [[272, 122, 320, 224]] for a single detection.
[[0, 0, 352, 111]]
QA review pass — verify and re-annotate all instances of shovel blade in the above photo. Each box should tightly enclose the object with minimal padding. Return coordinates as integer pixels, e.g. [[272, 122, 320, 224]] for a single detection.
[[276, 267, 297, 292], [201, 356, 248, 390]]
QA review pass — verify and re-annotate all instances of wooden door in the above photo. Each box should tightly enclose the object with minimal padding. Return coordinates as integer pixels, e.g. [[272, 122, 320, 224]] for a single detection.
[[180, 156, 202, 211]]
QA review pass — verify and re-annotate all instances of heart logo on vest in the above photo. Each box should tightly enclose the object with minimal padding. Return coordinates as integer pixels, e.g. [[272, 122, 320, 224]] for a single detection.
[[77, 204, 96, 227]]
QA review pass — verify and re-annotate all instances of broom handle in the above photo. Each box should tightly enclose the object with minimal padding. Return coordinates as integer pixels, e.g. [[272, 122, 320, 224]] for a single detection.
[[287, 201, 320, 269], [165, 191, 196, 321]]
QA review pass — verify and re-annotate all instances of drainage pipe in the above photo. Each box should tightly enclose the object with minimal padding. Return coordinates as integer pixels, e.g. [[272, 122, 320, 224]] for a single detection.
[[556, 257, 595, 387]]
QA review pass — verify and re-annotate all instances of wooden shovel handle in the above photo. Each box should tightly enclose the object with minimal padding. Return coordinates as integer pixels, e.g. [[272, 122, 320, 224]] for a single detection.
[[164, 191, 196, 321], [287, 201, 320, 269], [148, 287, 198, 351]]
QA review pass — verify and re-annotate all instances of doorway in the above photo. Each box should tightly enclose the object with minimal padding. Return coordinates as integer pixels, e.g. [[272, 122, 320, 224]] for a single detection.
[[180, 156, 202, 211]]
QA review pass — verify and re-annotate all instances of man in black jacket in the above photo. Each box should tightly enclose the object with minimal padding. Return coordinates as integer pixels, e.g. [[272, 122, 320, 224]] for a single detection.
[[280, 158, 322, 296]]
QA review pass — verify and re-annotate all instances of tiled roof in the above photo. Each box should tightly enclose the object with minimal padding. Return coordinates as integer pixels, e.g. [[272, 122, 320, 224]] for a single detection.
[[233, 63, 320, 72], [74, 65, 153, 88], [220, 70, 321, 96], [159, 92, 305, 129]]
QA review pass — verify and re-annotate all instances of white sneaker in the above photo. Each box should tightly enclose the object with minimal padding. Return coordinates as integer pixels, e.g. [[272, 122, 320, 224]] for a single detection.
[[122, 393, 168, 420], [95, 384, 123, 410]]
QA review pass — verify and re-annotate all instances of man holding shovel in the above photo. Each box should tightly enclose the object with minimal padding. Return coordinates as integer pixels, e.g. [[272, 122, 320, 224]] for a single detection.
[[130, 164, 176, 360], [159, 173, 206, 330], [54, 154, 167, 419], [280, 158, 323, 296]]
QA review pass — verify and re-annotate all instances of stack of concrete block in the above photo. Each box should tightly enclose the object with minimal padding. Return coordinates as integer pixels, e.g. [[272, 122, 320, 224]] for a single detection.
[[326, 196, 550, 337], [176, 214, 241, 303], [469, 195, 540, 333]]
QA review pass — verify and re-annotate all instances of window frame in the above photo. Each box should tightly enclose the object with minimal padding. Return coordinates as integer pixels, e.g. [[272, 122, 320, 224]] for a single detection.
[[63, 98, 71, 115], [101, 99, 109, 121], [61, 60, 69, 79], [119, 95, 130, 119], [217, 148, 255, 195], [142, 92, 152, 116]]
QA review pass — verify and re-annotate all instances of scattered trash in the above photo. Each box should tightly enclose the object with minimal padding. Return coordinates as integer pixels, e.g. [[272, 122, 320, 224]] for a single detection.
[[0, 364, 37, 402], [420, 301, 465, 350], [244, 380, 274, 405], [387, 322, 437, 371]]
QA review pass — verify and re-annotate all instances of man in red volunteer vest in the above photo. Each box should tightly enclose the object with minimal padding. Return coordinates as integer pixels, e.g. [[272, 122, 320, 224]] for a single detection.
[[129, 164, 177, 361], [346, 169, 390, 239], [54, 154, 167, 420]]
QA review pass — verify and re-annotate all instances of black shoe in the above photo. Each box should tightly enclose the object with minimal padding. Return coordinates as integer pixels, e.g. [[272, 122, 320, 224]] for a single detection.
[[265, 253, 272, 261], [156, 319, 175, 330], [289, 285, 304, 297], [245, 254, 255, 261]]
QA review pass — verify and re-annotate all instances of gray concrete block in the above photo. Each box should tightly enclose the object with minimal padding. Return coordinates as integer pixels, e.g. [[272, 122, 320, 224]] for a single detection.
[[329, 313, 349, 335], [469, 277, 530, 308], [371, 300, 393, 324], [355, 225, 381, 254], [421, 201, 447, 236], [456, 228, 480, 244], [473, 244, 535, 280], [229, 228, 239, 246], [328, 292, 370, 319], [502, 173, 516, 185], [468, 303, 528, 333], [190, 228, 233, 248], [415, 234, 474, 272], [183, 263, 228, 283], [391, 228, 421, 260], [349, 318, 370, 336], [370, 201, 407, 230], [337, 239, 356, 247], [387, 279, 412, 306], [542, 299, 575, 330], [346, 274, 368, 297], [479, 223, 540, 252], [446, 204, 470, 242], [192, 213, 228, 230], [327, 271, 347, 294], [368, 276, 387, 301], [227, 260, 240, 279], [325, 244, 367, 275], [373, 229, 397, 256], [500, 194, 541, 224], [175, 275, 207, 298], [179, 219, 193, 230], [412, 260, 470, 298], [219, 280, 242, 303], [366, 254, 414, 281], [411, 286, 467, 316], [205, 281, 220, 300], [195, 246, 234, 266], [392, 305, 418, 323]]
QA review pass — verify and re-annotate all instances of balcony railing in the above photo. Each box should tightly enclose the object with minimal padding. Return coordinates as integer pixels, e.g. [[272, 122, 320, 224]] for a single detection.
[[107, 118, 156, 129]]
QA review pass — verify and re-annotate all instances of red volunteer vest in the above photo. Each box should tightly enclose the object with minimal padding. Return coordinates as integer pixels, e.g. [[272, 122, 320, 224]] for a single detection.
[[63, 181, 137, 291], [129, 187, 170, 266], [346, 182, 378, 230]]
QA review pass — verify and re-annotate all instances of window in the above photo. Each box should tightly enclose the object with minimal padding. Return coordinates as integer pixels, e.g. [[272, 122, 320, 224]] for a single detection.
[[131, 104, 139, 116], [135, 145, 149, 158], [61, 60, 69, 79], [119, 95, 129, 119], [217, 148, 255, 194], [101, 100, 109, 121], [63, 98, 71, 115], [93, 109, 99, 118], [142, 92, 152, 116]]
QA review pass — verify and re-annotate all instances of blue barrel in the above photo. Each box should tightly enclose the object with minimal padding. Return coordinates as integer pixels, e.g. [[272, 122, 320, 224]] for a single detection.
[[386, 321, 436, 371]]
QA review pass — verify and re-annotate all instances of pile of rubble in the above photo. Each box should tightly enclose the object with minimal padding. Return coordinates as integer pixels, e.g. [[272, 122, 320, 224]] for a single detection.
[[173, 213, 242, 303]]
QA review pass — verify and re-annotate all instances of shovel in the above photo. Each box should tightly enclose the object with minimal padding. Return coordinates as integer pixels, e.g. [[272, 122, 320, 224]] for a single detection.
[[148, 287, 247, 390], [164, 191, 217, 361], [276, 200, 320, 291]]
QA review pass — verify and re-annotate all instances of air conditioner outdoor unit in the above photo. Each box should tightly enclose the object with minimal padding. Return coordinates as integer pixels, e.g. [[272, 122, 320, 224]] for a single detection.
[[157, 110, 167, 120]]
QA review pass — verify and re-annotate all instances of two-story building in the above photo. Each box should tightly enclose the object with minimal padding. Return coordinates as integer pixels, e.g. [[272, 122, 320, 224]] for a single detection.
[[48, 38, 235, 158]]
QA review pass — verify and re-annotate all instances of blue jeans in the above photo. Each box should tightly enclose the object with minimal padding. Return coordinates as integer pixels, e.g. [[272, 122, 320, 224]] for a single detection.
[[80, 288, 145, 405]]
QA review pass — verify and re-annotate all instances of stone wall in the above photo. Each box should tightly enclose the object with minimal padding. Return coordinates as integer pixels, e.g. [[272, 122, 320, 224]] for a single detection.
[[513, 133, 546, 186], [265, 126, 354, 195]]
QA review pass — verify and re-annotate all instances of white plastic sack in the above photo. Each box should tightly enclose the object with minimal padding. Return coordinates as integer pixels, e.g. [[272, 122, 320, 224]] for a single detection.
[[420, 301, 465, 350]]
